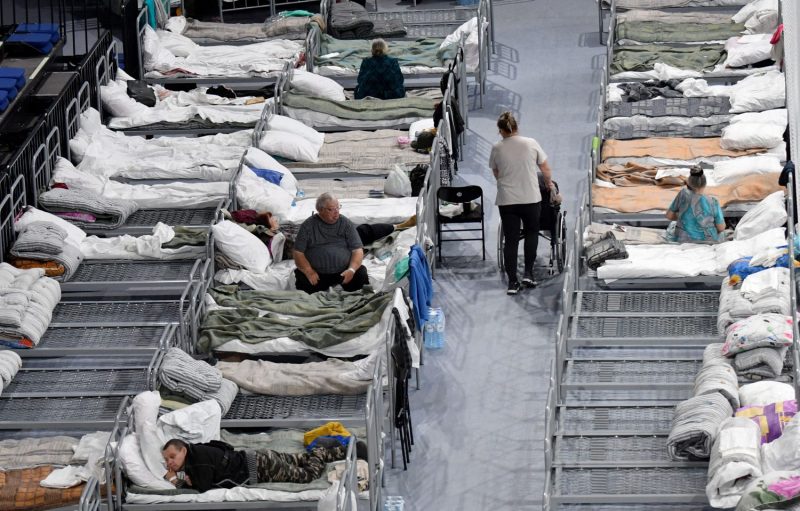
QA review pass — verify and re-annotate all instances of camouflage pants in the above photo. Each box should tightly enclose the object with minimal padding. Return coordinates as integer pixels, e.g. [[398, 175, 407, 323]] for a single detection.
[[256, 445, 347, 484]]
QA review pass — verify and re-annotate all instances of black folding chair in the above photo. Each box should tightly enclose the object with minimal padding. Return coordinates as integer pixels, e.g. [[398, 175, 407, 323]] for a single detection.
[[436, 185, 485, 263]]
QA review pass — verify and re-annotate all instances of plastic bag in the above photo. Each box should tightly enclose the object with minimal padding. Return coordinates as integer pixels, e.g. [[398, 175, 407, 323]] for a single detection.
[[734, 191, 786, 240], [384, 166, 412, 197]]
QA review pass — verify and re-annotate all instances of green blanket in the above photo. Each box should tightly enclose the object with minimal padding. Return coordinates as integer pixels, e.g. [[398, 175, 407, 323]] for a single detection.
[[611, 44, 727, 74], [316, 34, 456, 70], [199, 287, 392, 352], [283, 90, 437, 121], [616, 20, 745, 44]]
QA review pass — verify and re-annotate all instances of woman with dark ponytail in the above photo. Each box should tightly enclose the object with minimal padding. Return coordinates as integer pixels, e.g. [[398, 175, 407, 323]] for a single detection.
[[489, 111, 556, 295], [665, 166, 726, 243]]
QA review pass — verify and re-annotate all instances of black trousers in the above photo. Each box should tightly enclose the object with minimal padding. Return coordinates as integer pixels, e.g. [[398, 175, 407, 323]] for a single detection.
[[499, 202, 542, 283], [295, 266, 370, 294], [357, 223, 394, 245]]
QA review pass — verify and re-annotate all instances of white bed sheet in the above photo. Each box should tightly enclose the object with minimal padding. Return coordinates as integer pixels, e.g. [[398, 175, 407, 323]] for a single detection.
[[611, 62, 780, 81], [103, 78, 268, 129], [80, 223, 206, 260], [125, 486, 330, 504], [53, 158, 229, 209], [596, 227, 786, 280], [283, 106, 425, 130], [143, 26, 301, 78]]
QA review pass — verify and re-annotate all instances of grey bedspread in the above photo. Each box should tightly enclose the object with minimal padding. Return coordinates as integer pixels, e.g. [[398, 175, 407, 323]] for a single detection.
[[328, 1, 406, 39], [317, 35, 456, 70], [616, 19, 745, 44], [38, 188, 138, 230], [282, 90, 438, 121], [198, 287, 392, 352], [606, 96, 732, 118], [10, 223, 84, 282], [217, 358, 371, 395], [181, 16, 309, 43], [0, 436, 78, 470], [604, 114, 732, 139], [611, 44, 727, 74], [285, 129, 430, 173]]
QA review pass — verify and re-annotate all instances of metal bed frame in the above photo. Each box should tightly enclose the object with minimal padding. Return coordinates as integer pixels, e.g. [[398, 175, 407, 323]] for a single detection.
[[94, 43, 267, 137], [135, 7, 292, 89], [305, 4, 488, 108], [319, 0, 494, 46], [3, 172, 206, 298], [52, 88, 236, 237], [274, 61, 458, 133], [105, 395, 358, 510]]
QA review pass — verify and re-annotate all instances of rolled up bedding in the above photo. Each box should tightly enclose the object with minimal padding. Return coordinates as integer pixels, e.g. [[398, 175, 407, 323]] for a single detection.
[[38, 188, 139, 230], [667, 392, 733, 461], [706, 417, 763, 508]]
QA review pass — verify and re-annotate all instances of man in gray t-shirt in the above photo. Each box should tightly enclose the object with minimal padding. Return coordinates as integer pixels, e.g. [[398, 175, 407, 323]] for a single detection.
[[293, 193, 369, 293]]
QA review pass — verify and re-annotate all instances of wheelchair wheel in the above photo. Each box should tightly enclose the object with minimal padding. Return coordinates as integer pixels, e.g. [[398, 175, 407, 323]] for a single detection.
[[496, 223, 505, 273], [554, 210, 567, 273]]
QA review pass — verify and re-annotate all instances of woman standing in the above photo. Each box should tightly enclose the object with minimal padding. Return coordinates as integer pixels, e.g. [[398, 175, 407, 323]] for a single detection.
[[490, 112, 555, 295]]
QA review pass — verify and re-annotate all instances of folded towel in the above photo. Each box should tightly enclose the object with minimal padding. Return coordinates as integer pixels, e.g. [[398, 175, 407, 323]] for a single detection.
[[706, 417, 763, 508], [668, 393, 733, 461], [158, 348, 223, 401], [38, 188, 139, 230]]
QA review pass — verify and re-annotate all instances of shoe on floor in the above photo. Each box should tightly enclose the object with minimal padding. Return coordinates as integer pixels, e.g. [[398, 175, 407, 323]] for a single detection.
[[507, 281, 521, 295], [522, 275, 538, 288], [394, 214, 417, 230]]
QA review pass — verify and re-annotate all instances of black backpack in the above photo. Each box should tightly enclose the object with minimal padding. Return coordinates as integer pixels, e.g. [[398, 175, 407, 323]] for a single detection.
[[409, 164, 428, 197]]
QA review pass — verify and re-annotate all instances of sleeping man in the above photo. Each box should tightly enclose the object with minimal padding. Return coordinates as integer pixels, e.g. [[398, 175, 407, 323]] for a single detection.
[[162, 437, 365, 492]]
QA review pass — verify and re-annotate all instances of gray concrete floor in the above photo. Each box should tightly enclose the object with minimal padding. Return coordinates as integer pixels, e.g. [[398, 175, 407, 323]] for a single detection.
[[378, 0, 604, 509]]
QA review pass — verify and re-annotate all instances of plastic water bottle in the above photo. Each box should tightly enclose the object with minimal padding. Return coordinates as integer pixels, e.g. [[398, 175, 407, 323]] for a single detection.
[[423, 307, 445, 349], [384, 496, 405, 511]]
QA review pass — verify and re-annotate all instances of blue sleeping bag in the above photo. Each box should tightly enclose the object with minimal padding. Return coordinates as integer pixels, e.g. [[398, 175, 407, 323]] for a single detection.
[[0, 68, 26, 88], [15, 23, 60, 43], [7, 33, 54, 54]]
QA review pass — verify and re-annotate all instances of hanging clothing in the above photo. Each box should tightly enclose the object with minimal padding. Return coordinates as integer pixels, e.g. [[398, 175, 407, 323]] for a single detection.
[[408, 244, 433, 330]]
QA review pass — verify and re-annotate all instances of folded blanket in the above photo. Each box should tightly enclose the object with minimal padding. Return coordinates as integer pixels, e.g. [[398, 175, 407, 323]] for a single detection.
[[703, 343, 731, 367], [734, 346, 789, 380], [706, 417, 763, 508], [217, 358, 372, 396], [38, 188, 139, 230], [718, 277, 790, 335], [668, 392, 733, 460], [158, 348, 223, 401], [10, 222, 66, 255], [693, 362, 740, 409], [0, 263, 61, 346], [0, 437, 78, 471], [0, 351, 22, 388], [10, 238, 84, 282]]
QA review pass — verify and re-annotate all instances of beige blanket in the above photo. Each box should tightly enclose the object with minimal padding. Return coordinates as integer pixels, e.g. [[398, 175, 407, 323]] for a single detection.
[[601, 137, 762, 162], [596, 162, 685, 187], [617, 9, 735, 24], [217, 358, 371, 396], [592, 173, 783, 213], [286, 130, 430, 174]]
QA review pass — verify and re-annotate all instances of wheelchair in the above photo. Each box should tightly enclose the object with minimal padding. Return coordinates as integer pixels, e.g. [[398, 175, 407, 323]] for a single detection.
[[496, 178, 567, 276]]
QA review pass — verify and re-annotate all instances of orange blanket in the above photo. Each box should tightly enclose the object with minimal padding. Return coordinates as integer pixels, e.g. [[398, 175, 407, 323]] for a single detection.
[[0, 466, 85, 511], [596, 162, 685, 187], [9, 259, 65, 277], [601, 137, 763, 162], [592, 174, 783, 213]]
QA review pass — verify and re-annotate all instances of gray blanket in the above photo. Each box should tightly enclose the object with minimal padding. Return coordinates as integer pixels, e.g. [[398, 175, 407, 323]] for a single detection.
[[218, 358, 372, 396], [734, 346, 789, 380], [39, 188, 138, 230], [317, 35, 456, 70], [606, 96, 732, 118], [616, 19, 745, 44], [11, 222, 66, 255], [181, 16, 309, 43], [283, 90, 438, 121], [0, 436, 78, 470], [667, 392, 733, 461], [604, 114, 732, 139], [10, 228, 84, 282], [328, 1, 406, 39], [199, 287, 392, 352]]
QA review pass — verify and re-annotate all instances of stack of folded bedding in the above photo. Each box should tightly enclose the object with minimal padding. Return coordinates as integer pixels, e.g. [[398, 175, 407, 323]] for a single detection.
[[668, 392, 733, 460], [721, 312, 793, 381], [38, 188, 139, 230], [10, 222, 84, 281], [717, 275, 790, 334], [157, 348, 238, 415], [0, 263, 61, 348]]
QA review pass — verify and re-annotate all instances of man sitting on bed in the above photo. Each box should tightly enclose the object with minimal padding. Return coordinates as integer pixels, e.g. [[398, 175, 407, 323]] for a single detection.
[[162, 437, 361, 492], [293, 193, 370, 293]]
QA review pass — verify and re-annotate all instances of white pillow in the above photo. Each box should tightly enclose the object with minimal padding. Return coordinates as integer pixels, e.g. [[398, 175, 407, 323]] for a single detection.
[[269, 115, 324, 147], [245, 147, 297, 195], [259, 130, 320, 163], [729, 108, 788, 127], [291, 70, 346, 101], [118, 433, 175, 490], [710, 155, 782, 184], [236, 167, 295, 221], [132, 391, 167, 482], [408, 118, 435, 140], [16, 207, 87, 249], [734, 191, 786, 240], [724, 34, 773, 68], [728, 70, 786, 113], [739, 381, 795, 407], [721, 122, 784, 150], [157, 400, 221, 444], [101, 80, 150, 118], [212, 220, 272, 272]]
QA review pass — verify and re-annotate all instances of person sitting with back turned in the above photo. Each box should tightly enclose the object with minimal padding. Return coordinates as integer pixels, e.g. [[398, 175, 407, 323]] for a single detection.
[[162, 437, 364, 492], [293, 193, 370, 293], [354, 39, 405, 100], [665, 166, 726, 243]]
